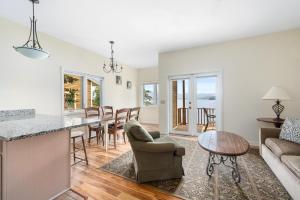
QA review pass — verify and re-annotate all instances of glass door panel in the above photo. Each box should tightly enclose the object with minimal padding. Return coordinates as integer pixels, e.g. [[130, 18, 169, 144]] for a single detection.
[[195, 76, 217, 133], [171, 79, 190, 133]]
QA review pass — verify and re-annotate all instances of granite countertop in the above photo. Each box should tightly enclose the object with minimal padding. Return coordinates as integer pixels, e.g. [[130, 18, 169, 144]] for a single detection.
[[0, 114, 101, 141]]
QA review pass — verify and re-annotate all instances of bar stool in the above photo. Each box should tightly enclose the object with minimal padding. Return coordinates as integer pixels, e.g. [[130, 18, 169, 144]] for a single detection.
[[71, 131, 88, 166]]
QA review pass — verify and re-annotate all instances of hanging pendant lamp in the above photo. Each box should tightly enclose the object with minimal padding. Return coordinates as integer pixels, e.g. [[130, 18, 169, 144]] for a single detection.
[[102, 41, 123, 73], [13, 0, 49, 59]]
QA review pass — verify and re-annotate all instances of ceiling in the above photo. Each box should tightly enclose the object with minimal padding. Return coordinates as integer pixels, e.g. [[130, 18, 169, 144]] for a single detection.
[[1, 0, 300, 68]]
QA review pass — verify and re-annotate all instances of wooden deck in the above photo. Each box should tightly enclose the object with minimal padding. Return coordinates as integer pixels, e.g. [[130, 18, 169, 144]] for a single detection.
[[55, 124, 183, 200]]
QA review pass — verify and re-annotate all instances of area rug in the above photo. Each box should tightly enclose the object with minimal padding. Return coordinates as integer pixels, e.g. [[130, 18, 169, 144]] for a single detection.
[[100, 137, 291, 200]]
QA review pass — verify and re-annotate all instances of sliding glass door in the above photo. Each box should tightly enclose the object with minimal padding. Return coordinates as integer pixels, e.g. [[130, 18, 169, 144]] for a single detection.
[[169, 73, 221, 135]]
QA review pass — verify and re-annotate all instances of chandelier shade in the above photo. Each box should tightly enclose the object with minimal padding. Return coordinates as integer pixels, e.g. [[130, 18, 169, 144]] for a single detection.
[[14, 47, 49, 59], [13, 0, 49, 59], [102, 41, 123, 73]]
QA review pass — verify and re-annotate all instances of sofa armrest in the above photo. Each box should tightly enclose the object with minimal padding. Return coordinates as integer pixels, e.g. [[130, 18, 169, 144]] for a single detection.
[[134, 142, 176, 153], [259, 128, 281, 155], [259, 128, 281, 145], [148, 131, 160, 139]]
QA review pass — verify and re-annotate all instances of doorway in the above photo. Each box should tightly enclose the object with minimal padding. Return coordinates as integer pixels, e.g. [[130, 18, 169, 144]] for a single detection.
[[169, 72, 222, 135]]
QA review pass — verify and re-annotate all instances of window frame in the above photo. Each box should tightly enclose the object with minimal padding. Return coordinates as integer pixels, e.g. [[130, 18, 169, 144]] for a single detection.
[[63, 69, 103, 115], [142, 82, 159, 107]]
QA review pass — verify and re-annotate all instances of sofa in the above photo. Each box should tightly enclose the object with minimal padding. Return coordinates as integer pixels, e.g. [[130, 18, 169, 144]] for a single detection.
[[259, 127, 300, 199], [124, 120, 185, 183]]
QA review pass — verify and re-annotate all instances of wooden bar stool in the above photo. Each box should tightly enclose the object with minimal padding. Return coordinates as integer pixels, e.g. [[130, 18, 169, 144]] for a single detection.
[[71, 131, 88, 166]]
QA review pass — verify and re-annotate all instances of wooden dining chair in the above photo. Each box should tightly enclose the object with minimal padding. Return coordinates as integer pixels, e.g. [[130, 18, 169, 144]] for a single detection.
[[85, 107, 104, 145], [108, 108, 130, 148], [101, 106, 114, 117], [203, 108, 216, 132], [128, 107, 141, 121]]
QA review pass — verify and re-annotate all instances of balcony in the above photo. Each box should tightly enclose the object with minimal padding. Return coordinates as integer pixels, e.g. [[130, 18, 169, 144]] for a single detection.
[[173, 107, 216, 132]]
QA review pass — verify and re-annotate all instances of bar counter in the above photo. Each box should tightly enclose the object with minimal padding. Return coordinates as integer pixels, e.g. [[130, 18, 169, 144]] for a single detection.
[[0, 109, 101, 200]]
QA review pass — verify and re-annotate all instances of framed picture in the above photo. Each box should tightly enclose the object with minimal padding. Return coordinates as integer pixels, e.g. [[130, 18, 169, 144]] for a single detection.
[[127, 81, 132, 89], [116, 76, 122, 85]]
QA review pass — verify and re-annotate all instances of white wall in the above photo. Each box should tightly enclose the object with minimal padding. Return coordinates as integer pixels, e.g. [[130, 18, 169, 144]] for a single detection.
[[0, 17, 138, 115], [159, 29, 300, 145], [137, 67, 159, 124]]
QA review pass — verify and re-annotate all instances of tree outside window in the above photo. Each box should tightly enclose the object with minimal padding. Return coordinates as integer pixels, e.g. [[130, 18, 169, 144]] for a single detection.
[[143, 83, 158, 106]]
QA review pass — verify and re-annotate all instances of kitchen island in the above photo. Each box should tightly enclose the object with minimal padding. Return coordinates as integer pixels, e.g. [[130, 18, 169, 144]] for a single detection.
[[0, 109, 101, 200]]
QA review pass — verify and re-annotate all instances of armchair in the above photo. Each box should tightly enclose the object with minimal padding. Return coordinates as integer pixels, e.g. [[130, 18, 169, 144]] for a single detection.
[[124, 120, 185, 183]]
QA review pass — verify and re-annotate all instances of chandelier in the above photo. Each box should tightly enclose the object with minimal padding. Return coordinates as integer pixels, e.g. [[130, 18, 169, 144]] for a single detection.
[[103, 41, 123, 73], [13, 0, 49, 59]]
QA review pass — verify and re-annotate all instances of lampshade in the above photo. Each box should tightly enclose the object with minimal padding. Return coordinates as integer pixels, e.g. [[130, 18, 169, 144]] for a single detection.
[[262, 86, 290, 100], [14, 47, 49, 60]]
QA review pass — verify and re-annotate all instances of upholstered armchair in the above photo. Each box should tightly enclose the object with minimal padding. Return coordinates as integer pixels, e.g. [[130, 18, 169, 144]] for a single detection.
[[124, 120, 185, 183]]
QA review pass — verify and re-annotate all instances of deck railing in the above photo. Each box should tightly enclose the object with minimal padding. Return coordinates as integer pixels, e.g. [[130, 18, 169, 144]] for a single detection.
[[177, 107, 215, 125]]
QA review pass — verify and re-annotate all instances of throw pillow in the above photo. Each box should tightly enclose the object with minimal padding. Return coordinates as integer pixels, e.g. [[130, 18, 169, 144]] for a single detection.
[[130, 125, 154, 142], [280, 117, 300, 144], [124, 119, 140, 133]]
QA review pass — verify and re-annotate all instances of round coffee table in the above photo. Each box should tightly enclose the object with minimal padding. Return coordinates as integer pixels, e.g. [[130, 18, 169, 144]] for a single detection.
[[198, 131, 249, 183]]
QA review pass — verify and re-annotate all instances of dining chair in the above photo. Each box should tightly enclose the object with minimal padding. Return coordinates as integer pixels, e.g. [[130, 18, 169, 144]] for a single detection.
[[101, 106, 114, 117], [85, 107, 104, 145], [108, 108, 130, 148], [128, 107, 141, 121], [203, 108, 216, 132]]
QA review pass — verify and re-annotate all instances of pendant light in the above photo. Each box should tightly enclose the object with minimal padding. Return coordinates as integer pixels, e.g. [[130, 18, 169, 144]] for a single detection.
[[102, 41, 123, 73], [13, 0, 49, 59]]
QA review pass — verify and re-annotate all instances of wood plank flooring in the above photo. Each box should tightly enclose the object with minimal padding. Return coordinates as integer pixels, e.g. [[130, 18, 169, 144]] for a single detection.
[[56, 124, 182, 200]]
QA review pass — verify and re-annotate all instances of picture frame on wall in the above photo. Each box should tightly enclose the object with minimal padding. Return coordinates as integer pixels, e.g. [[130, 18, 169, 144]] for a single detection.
[[127, 81, 132, 89], [116, 75, 122, 85]]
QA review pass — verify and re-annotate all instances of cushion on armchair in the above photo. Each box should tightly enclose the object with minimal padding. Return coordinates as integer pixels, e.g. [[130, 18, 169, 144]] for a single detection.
[[280, 117, 300, 144], [130, 125, 154, 142]]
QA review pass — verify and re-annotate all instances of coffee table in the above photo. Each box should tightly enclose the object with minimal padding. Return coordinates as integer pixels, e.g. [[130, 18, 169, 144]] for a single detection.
[[198, 131, 249, 183]]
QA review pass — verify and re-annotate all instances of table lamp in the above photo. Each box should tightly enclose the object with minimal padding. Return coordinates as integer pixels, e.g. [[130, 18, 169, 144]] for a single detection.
[[262, 86, 290, 120]]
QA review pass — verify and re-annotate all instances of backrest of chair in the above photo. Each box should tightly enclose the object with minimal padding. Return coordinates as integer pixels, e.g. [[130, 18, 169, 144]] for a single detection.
[[101, 106, 113, 117], [129, 107, 140, 121], [114, 108, 129, 129], [85, 107, 100, 118]]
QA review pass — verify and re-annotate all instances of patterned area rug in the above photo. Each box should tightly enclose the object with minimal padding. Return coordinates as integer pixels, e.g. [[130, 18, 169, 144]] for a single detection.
[[100, 137, 291, 200]]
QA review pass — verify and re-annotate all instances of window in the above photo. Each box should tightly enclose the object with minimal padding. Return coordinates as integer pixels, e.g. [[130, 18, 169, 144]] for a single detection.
[[87, 78, 101, 107], [64, 74, 83, 110], [143, 83, 158, 106], [64, 71, 103, 111]]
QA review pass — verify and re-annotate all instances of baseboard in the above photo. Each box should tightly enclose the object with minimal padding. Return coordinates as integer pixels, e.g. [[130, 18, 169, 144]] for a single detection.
[[49, 187, 71, 200]]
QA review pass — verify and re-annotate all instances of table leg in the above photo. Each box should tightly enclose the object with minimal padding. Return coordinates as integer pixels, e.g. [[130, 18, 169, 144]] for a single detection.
[[104, 121, 108, 152], [206, 152, 241, 183], [206, 152, 215, 176]]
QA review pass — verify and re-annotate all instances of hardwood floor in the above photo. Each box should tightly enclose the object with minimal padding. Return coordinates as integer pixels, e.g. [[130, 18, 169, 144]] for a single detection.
[[56, 124, 182, 200]]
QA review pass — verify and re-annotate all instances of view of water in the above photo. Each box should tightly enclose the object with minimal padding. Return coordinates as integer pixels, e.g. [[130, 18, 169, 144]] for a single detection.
[[177, 98, 216, 109]]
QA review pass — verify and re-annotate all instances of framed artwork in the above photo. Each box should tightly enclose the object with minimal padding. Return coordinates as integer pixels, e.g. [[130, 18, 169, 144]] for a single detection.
[[116, 75, 122, 85], [127, 81, 132, 89]]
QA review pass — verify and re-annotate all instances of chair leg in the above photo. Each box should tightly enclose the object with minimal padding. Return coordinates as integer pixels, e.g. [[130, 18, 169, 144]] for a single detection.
[[101, 130, 105, 146], [88, 129, 91, 143], [204, 122, 209, 132], [96, 130, 99, 144], [123, 131, 126, 144], [81, 135, 88, 165], [72, 137, 76, 163], [113, 133, 117, 148]]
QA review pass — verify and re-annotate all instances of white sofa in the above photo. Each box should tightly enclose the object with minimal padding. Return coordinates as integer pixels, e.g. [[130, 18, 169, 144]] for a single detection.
[[259, 128, 300, 200]]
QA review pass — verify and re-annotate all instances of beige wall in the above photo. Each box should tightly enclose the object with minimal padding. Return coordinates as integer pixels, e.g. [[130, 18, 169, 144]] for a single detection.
[[0, 17, 138, 115], [159, 29, 300, 145], [137, 67, 159, 124]]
